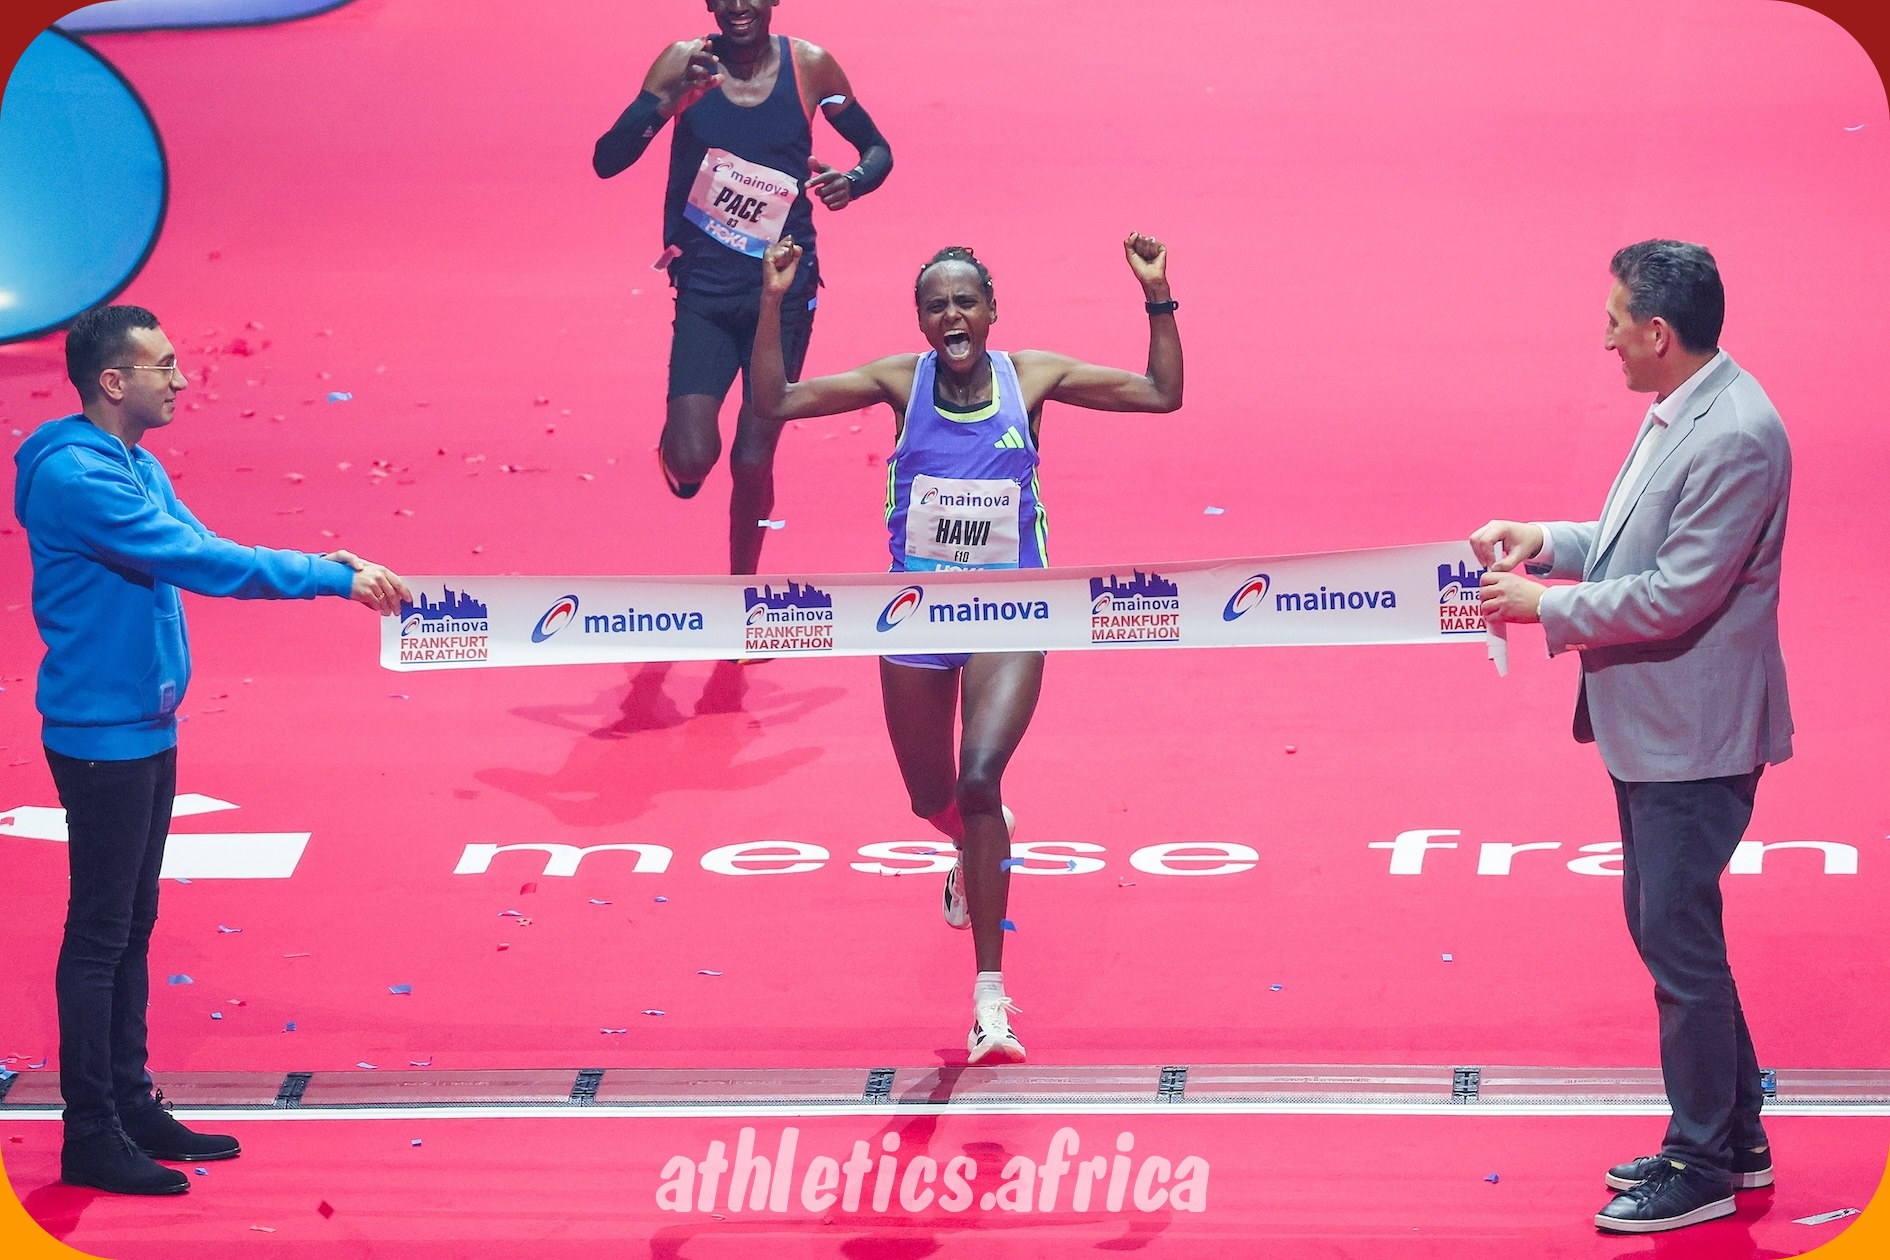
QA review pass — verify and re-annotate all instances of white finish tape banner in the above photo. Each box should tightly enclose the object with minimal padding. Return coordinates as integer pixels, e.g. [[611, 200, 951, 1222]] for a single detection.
[[380, 542, 1501, 672]]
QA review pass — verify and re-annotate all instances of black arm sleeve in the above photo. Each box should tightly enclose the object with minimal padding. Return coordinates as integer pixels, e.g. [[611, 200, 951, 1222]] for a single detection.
[[826, 99, 892, 198], [594, 91, 668, 178]]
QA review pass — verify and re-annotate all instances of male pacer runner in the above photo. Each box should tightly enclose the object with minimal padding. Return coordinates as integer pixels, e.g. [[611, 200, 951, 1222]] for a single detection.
[[593, 0, 893, 574]]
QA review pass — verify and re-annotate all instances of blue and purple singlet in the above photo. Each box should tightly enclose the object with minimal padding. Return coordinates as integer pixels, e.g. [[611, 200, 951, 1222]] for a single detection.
[[885, 350, 1048, 574]]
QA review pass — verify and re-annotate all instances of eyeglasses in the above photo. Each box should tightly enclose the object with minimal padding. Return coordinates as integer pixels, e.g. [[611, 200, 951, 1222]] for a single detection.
[[110, 363, 187, 381]]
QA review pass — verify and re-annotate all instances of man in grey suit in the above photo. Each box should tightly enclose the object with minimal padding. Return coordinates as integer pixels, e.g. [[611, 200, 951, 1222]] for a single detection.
[[1473, 240, 1792, 1235]]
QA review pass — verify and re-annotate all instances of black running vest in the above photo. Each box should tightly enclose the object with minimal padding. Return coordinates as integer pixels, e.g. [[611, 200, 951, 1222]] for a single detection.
[[663, 35, 818, 298]]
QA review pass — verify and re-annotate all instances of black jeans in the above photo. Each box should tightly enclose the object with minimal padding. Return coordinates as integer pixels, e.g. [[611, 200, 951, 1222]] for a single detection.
[[1613, 767, 1768, 1181], [46, 746, 176, 1137]]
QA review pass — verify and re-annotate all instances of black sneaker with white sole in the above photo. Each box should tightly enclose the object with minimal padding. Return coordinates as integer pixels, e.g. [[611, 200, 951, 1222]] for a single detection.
[[1595, 1159, 1735, 1234], [1606, 1144, 1772, 1192]]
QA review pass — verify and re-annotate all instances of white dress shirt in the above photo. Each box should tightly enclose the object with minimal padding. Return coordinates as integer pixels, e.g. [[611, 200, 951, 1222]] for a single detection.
[[1533, 349, 1727, 570]]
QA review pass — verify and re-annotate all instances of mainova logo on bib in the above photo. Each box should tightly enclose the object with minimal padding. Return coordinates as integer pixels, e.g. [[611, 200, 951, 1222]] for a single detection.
[[1436, 561, 1487, 635], [683, 148, 801, 259], [745, 581, 834, 653], [531, 595, 581, 642], [398, 586, 489, 663], [877, 585, 925, 632], [1090, 571, 1180, 642]]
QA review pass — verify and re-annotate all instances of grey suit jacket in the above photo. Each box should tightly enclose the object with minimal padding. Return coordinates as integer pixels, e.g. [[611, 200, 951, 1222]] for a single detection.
[[1529, 354, 1793, 782]]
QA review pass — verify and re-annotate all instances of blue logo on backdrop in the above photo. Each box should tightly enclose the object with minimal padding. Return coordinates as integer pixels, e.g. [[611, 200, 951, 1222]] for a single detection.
[[1221, 574, 1271, 621], [1089, 570, 1178, 616], [399, 586, 490, 637], [1437, 561, 1486, 635], [743, 581, 835, 627], [531, 595, 581, 643], [878, 586, 925, 632]]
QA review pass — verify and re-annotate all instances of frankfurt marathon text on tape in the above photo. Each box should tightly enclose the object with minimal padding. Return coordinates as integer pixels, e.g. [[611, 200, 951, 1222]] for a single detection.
[[381, 542, 1507, 672]]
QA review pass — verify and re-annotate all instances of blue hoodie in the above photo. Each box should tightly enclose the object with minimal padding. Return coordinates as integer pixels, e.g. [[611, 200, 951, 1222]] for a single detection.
[[13, 416, 354, 760]]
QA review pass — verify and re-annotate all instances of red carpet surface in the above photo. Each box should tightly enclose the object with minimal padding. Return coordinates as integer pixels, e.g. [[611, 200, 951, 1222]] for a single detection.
[[2, 0, 1888, 1254], [4, 1112, 1885, 1258]]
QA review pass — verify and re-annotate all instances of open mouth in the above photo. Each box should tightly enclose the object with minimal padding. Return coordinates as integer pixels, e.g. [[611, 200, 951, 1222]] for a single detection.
[[942, 330, 972, 360]]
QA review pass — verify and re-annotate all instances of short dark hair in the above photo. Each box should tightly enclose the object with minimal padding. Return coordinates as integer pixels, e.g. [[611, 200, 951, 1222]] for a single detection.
[[1609, 240, 1723, 354], [65, 304, 162, 403], [915, 246, 995, 308]]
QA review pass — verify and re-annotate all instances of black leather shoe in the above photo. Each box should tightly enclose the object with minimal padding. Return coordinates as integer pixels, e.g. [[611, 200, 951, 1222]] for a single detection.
[[1607, 1144, 1772, 1192], [61, 1127, 190, 1195], [1596, 1159, 1735, 1233], [122, 1103, 242, 1162]]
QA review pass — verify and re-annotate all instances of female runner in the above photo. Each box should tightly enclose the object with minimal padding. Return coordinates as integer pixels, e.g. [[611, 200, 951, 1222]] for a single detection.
[[751, 233, 1181, 1062]]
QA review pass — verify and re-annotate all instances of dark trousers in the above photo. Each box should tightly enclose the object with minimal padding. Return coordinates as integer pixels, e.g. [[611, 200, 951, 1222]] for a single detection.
[[45, 746, 176, 1137], [1612, 767, 1768, 1181]]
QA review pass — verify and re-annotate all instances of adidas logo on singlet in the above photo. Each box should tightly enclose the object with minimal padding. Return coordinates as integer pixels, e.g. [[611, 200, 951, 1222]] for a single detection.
[[993, 425, 1026, 450]]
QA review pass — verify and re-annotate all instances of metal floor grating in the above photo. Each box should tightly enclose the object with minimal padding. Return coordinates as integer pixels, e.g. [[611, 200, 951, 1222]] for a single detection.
[[5, 1064, 1889, 1112]]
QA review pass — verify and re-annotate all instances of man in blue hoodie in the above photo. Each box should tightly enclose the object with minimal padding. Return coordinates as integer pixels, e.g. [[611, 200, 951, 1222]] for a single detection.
[[14, 305, 409, 1195]]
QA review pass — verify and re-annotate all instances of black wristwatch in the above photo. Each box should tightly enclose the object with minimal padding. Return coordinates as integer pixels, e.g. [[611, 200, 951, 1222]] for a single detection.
[[1145, 298, 1179, 315]]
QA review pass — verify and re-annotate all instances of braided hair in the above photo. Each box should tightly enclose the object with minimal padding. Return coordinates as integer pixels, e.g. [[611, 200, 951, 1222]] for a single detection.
[[914, 246, 995, 308]]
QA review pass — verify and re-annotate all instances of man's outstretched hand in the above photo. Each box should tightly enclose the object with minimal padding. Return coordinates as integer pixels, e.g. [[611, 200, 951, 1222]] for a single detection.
[[762, 236, 803, 296], [325, 550, 412, 616], [660, 36, 724, 117], [1469, 520, 1545, 572], [1124, 232, 1170, 299]]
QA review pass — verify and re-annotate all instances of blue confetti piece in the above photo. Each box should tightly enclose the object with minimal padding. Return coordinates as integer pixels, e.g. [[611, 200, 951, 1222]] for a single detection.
[[0, 1067, 16, 1081], [1204, 506, 1226, 515], [916, 848, 938, 855], [588, 898, 612, 906], [217, 925, 241, 934], [327, 391, 352, 403], [600, 1027, 628, 1035], [167, 974, 193, 985], [284, 1022, 297, 1032], [1270, 984, 1284, 992], [1066, 859, 1078, 871], [27, 1057, 46, 1070], [1000, 858, 1020, 871], [411, 1139, 423, 1147], [1000, 919, 1017, 932], [210, 1012, 223, 1020], [1442, 953, 1454, 962], [1485, 1173, 1500, 1184], [388, 984, 412, 996], [173, 877, 191, 884], [194, 1167, 208, 1176], [653, 896, 668, 903]]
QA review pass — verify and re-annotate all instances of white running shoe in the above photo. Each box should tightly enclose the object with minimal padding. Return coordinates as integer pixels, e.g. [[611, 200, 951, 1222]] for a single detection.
[[967, 995, 1026, 1064], [941, 806, 1016, 930]]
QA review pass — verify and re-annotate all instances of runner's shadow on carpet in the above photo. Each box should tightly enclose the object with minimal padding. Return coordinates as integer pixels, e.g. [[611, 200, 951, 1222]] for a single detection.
[[477, 661, 842, 825]]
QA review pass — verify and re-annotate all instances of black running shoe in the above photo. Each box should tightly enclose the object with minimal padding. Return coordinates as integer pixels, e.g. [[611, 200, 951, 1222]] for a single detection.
[[1607, 1145, 1772, 1192], [658, 448, 702, 499], [61, 1127, 190, 1196], [1595, 1159, 1735, 1233], [122, 1102, 242, 1162]]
